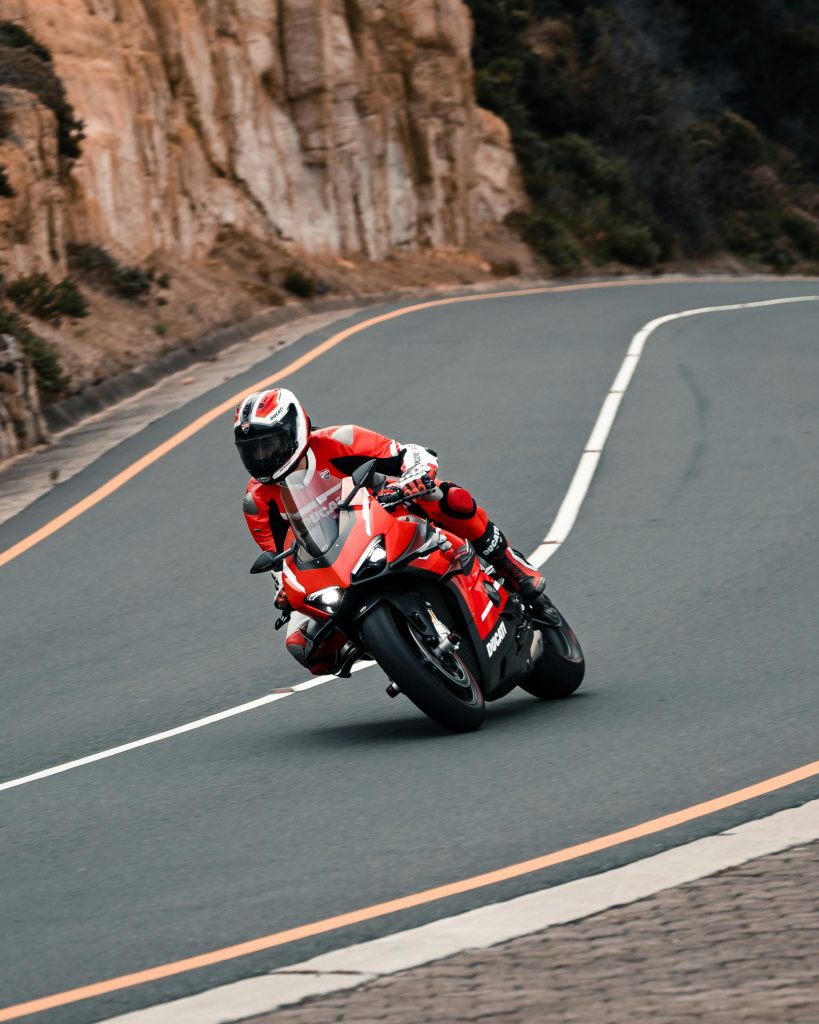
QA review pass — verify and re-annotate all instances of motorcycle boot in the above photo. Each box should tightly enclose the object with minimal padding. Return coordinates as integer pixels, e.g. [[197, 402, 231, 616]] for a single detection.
[[474, 523, 546, 601]]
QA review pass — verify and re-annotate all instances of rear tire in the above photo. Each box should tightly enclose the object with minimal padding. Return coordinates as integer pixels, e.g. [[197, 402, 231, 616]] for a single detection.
[[360, 603, 485, 733], [519, 603, 585, 700]]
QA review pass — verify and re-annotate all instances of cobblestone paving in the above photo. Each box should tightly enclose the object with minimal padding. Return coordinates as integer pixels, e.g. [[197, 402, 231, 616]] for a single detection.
[[247, 840, 819, 1023]]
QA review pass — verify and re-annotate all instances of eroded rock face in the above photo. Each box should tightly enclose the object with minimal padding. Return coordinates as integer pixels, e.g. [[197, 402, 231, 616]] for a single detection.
[[0, 332, 49, 461], [0, 0, 524, 274], [0, 87, 67, 277]]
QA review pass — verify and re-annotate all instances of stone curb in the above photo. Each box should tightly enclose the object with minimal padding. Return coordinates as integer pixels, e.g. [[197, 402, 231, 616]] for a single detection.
[[99, 797, 819, 1024]]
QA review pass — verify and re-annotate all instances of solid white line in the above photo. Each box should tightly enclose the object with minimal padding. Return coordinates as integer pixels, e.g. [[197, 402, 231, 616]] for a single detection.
[[528, 294, 819, 568], [4, 294, 817, 796], [0, 661, 376, 795], [99, 796, 819, 1023]]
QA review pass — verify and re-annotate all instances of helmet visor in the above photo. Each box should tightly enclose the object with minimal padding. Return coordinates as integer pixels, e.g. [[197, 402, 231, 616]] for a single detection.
[[235, 405, 300, 480]]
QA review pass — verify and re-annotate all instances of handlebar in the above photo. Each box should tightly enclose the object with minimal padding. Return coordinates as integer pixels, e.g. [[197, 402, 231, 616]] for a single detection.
[[376, 484, 439, 509]]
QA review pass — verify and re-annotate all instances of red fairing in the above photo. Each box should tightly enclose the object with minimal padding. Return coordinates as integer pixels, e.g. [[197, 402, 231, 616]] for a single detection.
[[282, 488, 406, 609], [451, 558, 508, 640]]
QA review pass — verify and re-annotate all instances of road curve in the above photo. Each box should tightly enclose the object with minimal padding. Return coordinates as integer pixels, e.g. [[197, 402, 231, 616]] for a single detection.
[[1, 279, 818, 1023]]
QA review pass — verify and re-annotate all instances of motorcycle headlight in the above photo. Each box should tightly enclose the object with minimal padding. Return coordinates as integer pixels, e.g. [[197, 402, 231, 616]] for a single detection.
[[305, 587, 343, 614], [352, 536, 387, 580]]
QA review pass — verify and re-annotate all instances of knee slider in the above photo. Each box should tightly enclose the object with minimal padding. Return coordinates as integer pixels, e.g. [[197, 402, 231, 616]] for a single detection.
[[442, 485, 477, 519]]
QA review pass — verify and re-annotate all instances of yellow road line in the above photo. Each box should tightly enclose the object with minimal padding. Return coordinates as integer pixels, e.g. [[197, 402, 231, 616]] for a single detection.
[[1, 757, 817, 1020], [0, 277, 706, 569]]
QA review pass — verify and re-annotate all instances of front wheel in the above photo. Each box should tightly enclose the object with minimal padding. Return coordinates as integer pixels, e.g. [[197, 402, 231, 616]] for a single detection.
[[519, 602, 585, 700], [360, 603, 485, 733]]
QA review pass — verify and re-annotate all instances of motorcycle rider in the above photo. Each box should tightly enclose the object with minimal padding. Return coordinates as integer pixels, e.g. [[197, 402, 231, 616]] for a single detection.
[[236, 387, 547, 674]]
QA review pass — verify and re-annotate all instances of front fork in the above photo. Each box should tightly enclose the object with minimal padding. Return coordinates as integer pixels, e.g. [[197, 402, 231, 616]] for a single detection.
[[427, 606, 461, 657]]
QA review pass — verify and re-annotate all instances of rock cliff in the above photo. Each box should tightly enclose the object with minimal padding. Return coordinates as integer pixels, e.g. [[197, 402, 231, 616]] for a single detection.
[[0, 329, 48, 460], [0, 0, 524, 278]]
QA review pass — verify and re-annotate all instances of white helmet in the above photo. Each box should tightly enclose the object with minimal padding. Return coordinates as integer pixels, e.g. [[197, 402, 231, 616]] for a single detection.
[[233, 388, 310, 482]]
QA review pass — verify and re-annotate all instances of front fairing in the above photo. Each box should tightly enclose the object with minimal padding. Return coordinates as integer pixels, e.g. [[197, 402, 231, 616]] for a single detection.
[[281, 489, 424, 610]]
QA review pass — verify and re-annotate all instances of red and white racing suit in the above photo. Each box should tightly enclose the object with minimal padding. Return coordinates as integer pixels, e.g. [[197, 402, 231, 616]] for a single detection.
[[243, 424, 534, 674]]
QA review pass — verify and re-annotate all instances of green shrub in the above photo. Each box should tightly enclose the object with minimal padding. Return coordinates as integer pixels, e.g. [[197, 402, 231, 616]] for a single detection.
[[0, 306, 68, 396], [715, 112, 769, 168], [549, 135, 632, 205], [7, 273, 88, 323], [67, 244, 152, 299], [0, 22, 53, 64], [283, 266, 316, 298], [0, 27, 84, 160], [601, 224, 661, 268], [465, 0, 819, 272], [507, 212, 584, 275], [489, 258, 520, 277], [153, 322, 167, 336], [782, 213, 819, 260], [0, 164, 13, 197]]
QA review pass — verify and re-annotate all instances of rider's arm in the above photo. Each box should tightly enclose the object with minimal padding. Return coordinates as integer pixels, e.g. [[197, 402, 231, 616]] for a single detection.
[[396, 441, 439, 484], [243, 482, 290, 552], [326, 425, 438, 482]]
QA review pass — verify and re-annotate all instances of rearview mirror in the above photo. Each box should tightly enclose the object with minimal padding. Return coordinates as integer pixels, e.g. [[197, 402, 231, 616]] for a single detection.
[[351, 459, 377, 488], [337, 459, 378, 511], [249, 544, 296, 574]]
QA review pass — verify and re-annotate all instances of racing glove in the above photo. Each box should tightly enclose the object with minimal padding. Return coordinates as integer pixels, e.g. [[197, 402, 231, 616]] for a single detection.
[[377, 468, 438, 507]]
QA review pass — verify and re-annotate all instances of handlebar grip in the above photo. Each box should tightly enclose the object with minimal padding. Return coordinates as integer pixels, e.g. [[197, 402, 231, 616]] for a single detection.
[[377, 485, 439, 509]]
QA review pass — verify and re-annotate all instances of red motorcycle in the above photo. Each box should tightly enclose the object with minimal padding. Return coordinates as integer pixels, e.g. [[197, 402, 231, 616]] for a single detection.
[[250, 460, 585, 732]]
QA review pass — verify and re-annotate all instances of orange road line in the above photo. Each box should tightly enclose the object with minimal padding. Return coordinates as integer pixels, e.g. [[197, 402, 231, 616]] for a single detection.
[[1, 758, 818, 1021], [0, 277, 711, 570]]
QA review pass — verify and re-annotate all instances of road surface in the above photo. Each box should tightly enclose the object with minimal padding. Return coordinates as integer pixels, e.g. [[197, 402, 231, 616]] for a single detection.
[[1, 278, 818, 1022]]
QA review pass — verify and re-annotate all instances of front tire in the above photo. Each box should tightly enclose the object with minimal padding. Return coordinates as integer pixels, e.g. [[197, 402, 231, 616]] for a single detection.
[[519, 602, 585, 700], [360, 603, 485, 733]]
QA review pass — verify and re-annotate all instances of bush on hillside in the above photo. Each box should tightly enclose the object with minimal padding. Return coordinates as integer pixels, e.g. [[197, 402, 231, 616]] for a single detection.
[[465, 0, 819, 272], [282, 266, 330, 298], [7, 274, 89, 323], [67, 245, 152, 299], [0, 306, 68, 397]]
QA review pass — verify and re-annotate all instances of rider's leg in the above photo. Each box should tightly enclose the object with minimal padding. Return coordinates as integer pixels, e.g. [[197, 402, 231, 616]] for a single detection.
[[417, 483, 546, 600]]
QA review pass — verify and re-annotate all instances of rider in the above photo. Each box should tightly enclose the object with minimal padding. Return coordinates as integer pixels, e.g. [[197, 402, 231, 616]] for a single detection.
[[236, 387, 547, 673]]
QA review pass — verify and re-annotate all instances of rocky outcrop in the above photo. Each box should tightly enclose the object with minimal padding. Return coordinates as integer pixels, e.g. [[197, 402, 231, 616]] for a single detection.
[[0, 0, 524, 276], [0, 86, 68, 278], [0, 331, 48, 460]]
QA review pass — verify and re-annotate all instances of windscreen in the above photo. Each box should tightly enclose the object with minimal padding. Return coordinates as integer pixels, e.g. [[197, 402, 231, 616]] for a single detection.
[[279, 467, 345, 557]]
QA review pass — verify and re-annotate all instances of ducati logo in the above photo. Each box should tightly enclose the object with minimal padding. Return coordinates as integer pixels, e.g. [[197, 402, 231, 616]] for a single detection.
[[241, 422, 250, 433], [319, 469, 330, 479], [486, 620, 507, 658]]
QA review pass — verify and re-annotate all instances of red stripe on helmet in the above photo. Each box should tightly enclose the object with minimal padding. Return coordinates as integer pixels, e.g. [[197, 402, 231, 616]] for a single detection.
[[255, 390, 280, 419]]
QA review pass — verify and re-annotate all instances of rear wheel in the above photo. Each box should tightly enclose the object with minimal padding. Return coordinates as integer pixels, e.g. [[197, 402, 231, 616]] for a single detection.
[[360, 603, 485, 733], [519, 602, 585, 700]]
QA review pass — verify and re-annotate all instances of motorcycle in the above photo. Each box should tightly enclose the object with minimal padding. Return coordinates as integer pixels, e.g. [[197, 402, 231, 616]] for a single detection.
[[250, 459, 585, 732]]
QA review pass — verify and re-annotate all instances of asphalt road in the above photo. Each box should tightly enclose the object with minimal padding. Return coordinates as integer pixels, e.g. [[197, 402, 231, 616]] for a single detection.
[[1, 279, 818, 1022]]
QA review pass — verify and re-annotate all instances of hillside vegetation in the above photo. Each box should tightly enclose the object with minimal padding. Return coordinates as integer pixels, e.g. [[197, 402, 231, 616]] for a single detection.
[[467, 0, 819, 273]]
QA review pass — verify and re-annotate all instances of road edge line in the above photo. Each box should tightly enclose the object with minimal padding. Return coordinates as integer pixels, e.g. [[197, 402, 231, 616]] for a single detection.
[[97, 797, 819, 1024], [2, 759, 818, 1022]]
